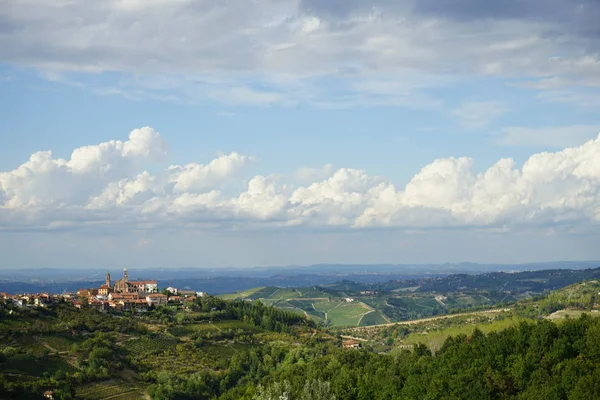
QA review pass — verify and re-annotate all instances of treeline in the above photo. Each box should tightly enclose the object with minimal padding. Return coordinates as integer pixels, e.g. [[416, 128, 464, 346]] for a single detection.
[[143, 315, 600, 399]]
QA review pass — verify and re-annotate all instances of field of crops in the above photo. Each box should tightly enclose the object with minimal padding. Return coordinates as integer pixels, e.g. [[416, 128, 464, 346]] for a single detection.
[[311, 300, 339, 313], [295, 287, 329, 298], [359, 311, 388, 326], [247, 286, 281, 299], [76, 380, 145, 400], [2, 354, 75, 378], [326, 301, 371, 327], [122, 335, 177, 355]]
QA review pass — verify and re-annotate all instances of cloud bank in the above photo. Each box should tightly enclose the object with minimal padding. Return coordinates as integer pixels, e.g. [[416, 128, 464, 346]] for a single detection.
[[2, 126, 600, 232], [2, 0, 599, 106]]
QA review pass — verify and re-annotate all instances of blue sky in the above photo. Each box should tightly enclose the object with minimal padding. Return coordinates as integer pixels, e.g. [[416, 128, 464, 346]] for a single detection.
[[1, 0, 600, 268]]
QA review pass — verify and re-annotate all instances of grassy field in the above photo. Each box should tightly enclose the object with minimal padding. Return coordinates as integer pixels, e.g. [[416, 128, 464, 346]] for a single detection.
[[546, 309, 600, 320], [399, 316, 530, 353]]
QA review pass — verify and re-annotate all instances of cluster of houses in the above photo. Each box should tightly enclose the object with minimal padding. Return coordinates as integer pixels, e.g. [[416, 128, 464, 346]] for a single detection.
[[0, 291, 57, 308], [0, 269, 205, 313]]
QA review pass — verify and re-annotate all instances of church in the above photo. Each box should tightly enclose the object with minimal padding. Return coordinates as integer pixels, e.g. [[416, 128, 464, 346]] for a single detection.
[[108, 269, 158, 294]]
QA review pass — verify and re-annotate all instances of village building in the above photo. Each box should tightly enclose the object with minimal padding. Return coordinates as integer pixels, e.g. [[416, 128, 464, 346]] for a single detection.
[[342, 339, 361, 349], [146, 293, 168, 306], [166, 287, 178, 295], [109, 292, 139, 301], [128, 280, 158, 293], [77, 289, 98, 298], [111, 269, 158, 294], [98, 272, 113, 296]]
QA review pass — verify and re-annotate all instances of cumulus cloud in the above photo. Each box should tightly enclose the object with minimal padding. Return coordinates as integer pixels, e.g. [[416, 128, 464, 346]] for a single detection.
[[0, 127, 167, 208], [2, 126, 600, 232]]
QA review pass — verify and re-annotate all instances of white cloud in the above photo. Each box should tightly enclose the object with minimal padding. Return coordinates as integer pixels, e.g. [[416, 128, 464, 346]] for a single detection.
[[497, 125, 600, 148], [3, 126, 600, 232], [2, 0, 600, 108], [452, 101, 508, 130], [294, 164, 334, 181], [0, 127, 167, 208], [168, 152, 252, 193]]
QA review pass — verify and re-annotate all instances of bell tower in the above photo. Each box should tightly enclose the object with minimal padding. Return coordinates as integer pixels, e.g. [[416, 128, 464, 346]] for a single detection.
[[105, 271, 111, 287], [123, 268, 129, 282]]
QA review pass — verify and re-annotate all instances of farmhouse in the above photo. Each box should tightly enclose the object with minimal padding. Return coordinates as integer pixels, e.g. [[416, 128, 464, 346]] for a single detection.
[[342, 339, 361, 349]]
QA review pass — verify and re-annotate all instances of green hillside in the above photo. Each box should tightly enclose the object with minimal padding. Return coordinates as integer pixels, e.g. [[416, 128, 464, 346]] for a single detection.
[[219, 286, 379, 327], [220, 284, 518, 327], [3, 289, 600, 400]]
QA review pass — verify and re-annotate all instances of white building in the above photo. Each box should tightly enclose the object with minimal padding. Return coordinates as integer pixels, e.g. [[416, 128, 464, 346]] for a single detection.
[[129, 280, 158, 293], [166, 287, 178, 295]]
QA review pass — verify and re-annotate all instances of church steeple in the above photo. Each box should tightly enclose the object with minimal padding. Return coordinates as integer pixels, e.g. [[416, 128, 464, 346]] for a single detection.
[[123, 268, 129, 282], [105, 271, 111, 287]]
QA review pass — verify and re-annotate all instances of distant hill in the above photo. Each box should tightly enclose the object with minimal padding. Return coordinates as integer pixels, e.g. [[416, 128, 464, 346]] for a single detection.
[[220, 267, 600, 327]]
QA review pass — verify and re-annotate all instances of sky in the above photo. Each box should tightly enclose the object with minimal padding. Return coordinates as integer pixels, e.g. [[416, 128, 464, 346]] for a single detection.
[[1, 0, 600, 268]]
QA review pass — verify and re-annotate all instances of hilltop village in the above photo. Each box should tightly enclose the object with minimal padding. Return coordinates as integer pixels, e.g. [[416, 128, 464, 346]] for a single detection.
[[0, 268, 205, 313]]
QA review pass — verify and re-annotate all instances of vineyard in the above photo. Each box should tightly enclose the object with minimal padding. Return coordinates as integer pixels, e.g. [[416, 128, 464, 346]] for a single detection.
[[76, 380, 145, 400], [122, 335, 177, 355]]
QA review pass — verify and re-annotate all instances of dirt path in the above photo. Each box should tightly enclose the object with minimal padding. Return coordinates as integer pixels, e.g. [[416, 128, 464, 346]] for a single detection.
[[344, 307, 512, 331]]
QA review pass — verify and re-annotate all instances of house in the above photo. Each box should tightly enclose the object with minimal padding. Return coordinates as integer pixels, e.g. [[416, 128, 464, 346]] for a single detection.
[[342, 339, 361, 349], [345, 297, 354, 302], [43, 390, 54, 399], [109, 292, 139, 301], [128, 280, 158, 293], [146, 294, 168, 306], [359, 290, 379, 296], [88, 301, 107, 312], [196, 291, 206, 297], [133, 299, 150, 312], [98, 284, 112, 296], [166, 287, 178, 295], [178, 290, 196, 297], [77, 289, 98, 298], [34, 297, 51, 308]]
